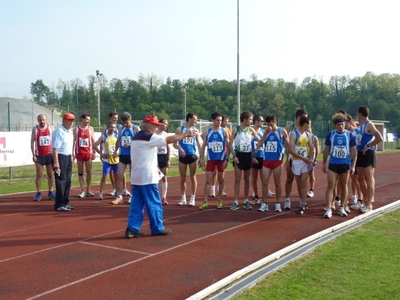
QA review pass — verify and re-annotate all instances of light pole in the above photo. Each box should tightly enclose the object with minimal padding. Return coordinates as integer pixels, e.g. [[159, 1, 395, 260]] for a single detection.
[[236, 0, 240, 124], [182, 87, 187, 119], [95, 70, 103, 129]]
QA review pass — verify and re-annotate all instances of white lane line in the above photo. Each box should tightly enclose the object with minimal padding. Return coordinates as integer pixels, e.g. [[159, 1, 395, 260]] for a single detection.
[[80, 241, 152, 256]]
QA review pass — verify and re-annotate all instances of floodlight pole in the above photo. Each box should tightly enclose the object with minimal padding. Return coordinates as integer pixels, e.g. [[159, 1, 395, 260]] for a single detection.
[[236, 0, 240, 124]]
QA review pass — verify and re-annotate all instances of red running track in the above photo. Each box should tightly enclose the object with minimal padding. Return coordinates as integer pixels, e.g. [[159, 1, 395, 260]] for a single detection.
[[1, 152, 399, 299]]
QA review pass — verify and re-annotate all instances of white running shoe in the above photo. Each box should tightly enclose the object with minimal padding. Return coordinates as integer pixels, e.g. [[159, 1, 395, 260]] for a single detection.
[[267, 190, 276, 197], [128, 196, 132, 204], [351, 201, 362, 210], [361, 204, 372, 214], [351, 195, 358, 205], [188, 198, 195, 207], [324, 208, 332, 218], [258, 202, 269, 212], [284, 198, 291, 210], [307, 190, 314, 198], [275, 203, 282, 212], [178, 197, 187, 206], [338, 206, 348, 217], [98, 192, 103, 200], [123, 189, 132, 197], [344, 205, 351, 214], [78, 191, 86, 198], [109, 189, 116, 196]]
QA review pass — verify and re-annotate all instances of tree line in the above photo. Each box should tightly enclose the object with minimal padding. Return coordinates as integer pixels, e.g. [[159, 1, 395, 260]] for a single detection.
[[30, 72, 400, 134]]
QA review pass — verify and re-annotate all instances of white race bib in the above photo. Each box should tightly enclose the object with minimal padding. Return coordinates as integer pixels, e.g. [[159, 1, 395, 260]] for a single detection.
[[79, 137, 89, 147], [295, 146, 308, 157], [239, 139, 251, 152], [265, 141, 277, 152], [182, 136, 194, 144], [39, 135, 51, 146], [208, 142, 223, 153], [332, 145, 347, 158]]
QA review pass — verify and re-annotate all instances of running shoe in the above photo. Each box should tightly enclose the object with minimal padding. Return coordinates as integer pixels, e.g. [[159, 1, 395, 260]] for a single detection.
[[267, 190, 276, 197], [178, 198, 187, 206], [258, 202, 269, 212], [361, 204, 372, 214], [251, 195, 260, 204], [112, 195, 123, 205], [284, 198, 291, 210], [55, 205, 70, 212], [66, 204, 75, 210], [351, 195, 358, 205], [243, 201, 252, 210], [98, 192, 103, 200], [307, 190, 314, 198], [230, 202, 240, 211], [344, 205, 351, 214], [34, 192, 41, 201], [324, 208, 332, 218], [78, 191, 86, 198], [275, 203, 282, 212], [128, 196, 132, 204], [123, 189, 132, 197], [216, 199, 223, 209], [125, 228, 144, 238], [109, 189, 116, 196], [188, 198, 195, 207], [199, 201, 208, 210], [48, 191, 55, 200], [338, 206, 348, 217], [298, 205, 306, 215], [222, 192, 228, 197], [85, 190, 94, 197], [350, 201, 362, 210]]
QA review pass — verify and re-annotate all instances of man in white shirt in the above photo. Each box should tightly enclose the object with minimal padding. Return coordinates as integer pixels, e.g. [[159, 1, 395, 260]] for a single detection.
[[125, 115, 198, 238]]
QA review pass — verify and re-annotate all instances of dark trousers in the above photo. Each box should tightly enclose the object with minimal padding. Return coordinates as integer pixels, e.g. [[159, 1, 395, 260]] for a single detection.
[[54, 154, 72, 209]]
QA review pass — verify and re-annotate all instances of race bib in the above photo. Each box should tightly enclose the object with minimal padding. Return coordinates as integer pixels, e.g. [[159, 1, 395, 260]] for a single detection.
[[209, 141, 223, 153], [182, 136, 194, 144], [79, 137, 89, 147], [265, 141, 277, 152], [254, 140, 264, 150], [121, 136, 131, 146], [356, 134, 362, 145], [39, 135, 51, 146], [157, 146, 167, 154], [295, 146, 308, 157], [332, 145, 347, 158], [239, 139, 251, 152], [107, 145, 115, 155]]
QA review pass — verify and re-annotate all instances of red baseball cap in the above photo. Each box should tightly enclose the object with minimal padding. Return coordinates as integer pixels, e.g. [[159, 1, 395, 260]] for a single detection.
[[63, 113, 75, 120], [142, 115, 163, 126]]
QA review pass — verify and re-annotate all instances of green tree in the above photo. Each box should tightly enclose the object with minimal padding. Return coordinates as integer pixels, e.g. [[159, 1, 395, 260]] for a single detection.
[[30, 80, 50, 104]]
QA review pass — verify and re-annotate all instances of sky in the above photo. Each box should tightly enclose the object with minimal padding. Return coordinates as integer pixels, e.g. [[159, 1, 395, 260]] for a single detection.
[[1, 0, 400, 99]]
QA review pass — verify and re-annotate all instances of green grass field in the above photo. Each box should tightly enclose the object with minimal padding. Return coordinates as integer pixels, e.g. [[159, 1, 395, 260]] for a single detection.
[[234, 209, 400, 300]]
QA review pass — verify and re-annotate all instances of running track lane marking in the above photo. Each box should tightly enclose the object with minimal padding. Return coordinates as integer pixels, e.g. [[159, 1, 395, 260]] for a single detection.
[[24, 213, 282, 300]]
